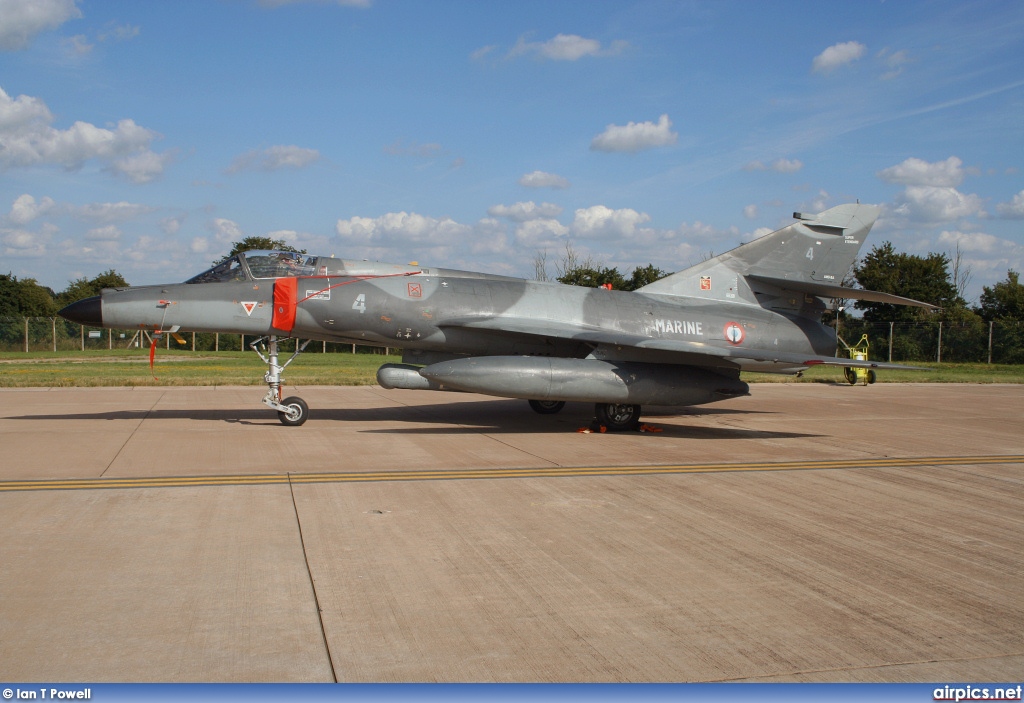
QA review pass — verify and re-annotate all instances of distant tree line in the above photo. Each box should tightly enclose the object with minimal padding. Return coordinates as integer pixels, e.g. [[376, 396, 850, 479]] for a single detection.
[[838, 242, 1024, 363], [548, 239, 1024, 363], [0, 235, 300, 318], [3, 237, 1024, 363], [534, 243, 670, 292], [546, 238, 1023, 324]]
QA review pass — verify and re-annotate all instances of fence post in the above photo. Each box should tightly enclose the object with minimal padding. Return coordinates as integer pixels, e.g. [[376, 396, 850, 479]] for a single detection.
[[215, 333, 219, 352], [888, 321, 894, 363], [80, 323, 85, 352], [52, 317, 57, 352], [24, 318, 29, 353], [988, 321, 993, 364], [936, 321, 942, 363]]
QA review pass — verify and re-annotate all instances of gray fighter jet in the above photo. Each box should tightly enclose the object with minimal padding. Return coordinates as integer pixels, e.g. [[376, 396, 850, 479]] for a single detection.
[[60, 203, 931, 429]]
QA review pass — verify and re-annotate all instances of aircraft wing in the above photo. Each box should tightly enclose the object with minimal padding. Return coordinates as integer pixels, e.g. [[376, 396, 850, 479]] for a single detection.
[[437, 316, 925, 371]]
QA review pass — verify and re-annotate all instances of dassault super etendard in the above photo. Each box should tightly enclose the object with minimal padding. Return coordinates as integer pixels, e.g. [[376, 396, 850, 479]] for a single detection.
[[60, 203, 931, 429]]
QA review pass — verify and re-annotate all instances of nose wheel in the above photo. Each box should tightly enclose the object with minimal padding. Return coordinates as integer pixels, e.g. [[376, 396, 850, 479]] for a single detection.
[[251, 335, 313, 426], [277, 396, 309, 426]]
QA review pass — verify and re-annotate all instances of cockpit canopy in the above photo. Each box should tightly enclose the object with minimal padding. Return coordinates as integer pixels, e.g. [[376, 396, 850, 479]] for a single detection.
[[186, 251, 319, 284]]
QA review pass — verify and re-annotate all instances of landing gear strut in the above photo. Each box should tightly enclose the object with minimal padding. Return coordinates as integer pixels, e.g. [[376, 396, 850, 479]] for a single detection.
[[251, 335, 312, 426]]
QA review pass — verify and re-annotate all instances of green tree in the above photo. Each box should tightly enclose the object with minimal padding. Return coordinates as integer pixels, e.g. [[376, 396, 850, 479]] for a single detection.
[[58, 270, 130, 307], [214, 236, 306, 265], [623, 264, 669, 291], [853, 242, 962, 323], [978, 270, 1024, 321], [557, 265, 627, 289], [0, 273, 57, 317]]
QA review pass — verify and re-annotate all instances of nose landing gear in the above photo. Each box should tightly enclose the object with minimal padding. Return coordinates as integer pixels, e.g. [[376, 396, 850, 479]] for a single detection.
[[251, 335, 312, 426]]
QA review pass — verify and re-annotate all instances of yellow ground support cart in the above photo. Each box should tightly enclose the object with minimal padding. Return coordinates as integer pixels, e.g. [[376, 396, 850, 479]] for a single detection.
[[839, 333, 877, 385]]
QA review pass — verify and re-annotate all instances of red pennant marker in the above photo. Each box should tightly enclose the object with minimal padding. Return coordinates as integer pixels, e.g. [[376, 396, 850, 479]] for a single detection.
[[149, 332, 160, 379]]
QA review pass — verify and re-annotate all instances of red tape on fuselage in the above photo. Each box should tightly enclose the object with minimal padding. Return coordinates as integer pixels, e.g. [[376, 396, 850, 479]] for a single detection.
[[272, 277, 298, 332]]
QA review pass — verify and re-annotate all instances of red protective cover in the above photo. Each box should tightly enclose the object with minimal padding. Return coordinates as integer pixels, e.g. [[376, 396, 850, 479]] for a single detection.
[[272, 277, 298, 332]]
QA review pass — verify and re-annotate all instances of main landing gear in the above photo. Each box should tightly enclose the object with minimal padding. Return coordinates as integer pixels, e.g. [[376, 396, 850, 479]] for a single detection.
[[594, 402, 641, 431], [528, 399, 566, 415], [251, 335, 312, 426], [527, 399, 643, 431]]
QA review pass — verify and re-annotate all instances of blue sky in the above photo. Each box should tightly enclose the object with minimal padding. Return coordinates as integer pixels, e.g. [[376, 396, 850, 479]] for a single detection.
[[1, 0, 1022, 302]]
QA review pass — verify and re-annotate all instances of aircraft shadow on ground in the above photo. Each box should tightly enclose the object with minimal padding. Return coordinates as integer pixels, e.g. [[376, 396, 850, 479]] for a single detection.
[[6, 400, 820, 440]]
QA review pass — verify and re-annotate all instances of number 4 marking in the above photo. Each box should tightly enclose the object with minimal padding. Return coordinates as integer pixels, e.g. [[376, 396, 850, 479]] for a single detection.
[[806, 247, 814, 261], [352, 293, 366, 313]]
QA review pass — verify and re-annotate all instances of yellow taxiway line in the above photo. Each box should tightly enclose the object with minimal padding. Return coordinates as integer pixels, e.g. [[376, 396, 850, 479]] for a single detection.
[[1, 455, 1022, 493]]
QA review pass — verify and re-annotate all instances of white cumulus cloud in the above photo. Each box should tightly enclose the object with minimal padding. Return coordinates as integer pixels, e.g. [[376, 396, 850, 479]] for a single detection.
[[937, 230, 1003, 254], [519, 170, 570, 189], [161, 215, 184, 235], [893, 185, 985, 223], [996, 190, 1024, 219], [7, 194, 55, 224], [570, 205, 651, 240], [335, 211, 471, 248], [0, 86, 168, 181], [0, 0, 82, 51], [812, 41, 866, 74], [75, 201, 155, 222], [488, 201, 563, 222], [211, 218, 243, 243], [62, 34, 92, 56], [85, 225, 121, 241], [513, 219, 569, 249], [877, 156, 965, 187], [877, 48, 912, 80], [227, 145, 321, 173], [509, 33, 626, 61], [109, 149, 174, 184], [744, 158, 803, 173], [590, 114, 677, 153]]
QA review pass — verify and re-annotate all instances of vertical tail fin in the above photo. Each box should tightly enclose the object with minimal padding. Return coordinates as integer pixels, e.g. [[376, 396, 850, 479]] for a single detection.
[[637, 203, 880, 299]]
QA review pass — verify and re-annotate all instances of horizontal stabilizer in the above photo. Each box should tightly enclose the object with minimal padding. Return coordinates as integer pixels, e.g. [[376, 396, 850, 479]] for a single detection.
[[747, 275, 937, 308]]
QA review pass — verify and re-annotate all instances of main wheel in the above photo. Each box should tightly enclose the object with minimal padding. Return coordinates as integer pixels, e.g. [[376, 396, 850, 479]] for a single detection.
[[594, 402, 641, 431], [866, 370, 877, 385], [278, 396, 309, 426], [528, 399, 566, 415]]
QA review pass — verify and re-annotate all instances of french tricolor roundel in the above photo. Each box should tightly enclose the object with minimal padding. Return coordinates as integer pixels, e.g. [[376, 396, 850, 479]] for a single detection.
[[724, 322, 745, 345]]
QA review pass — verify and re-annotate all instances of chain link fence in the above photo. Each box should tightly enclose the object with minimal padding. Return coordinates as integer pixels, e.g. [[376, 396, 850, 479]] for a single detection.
[[836, 319, 1024, 364], [2, 317, 1022, 363], [0, 318, 396, 355]]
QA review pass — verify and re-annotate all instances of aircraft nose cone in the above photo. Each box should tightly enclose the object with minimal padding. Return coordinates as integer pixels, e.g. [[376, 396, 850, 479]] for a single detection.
[[59, 296, 103, 327]]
